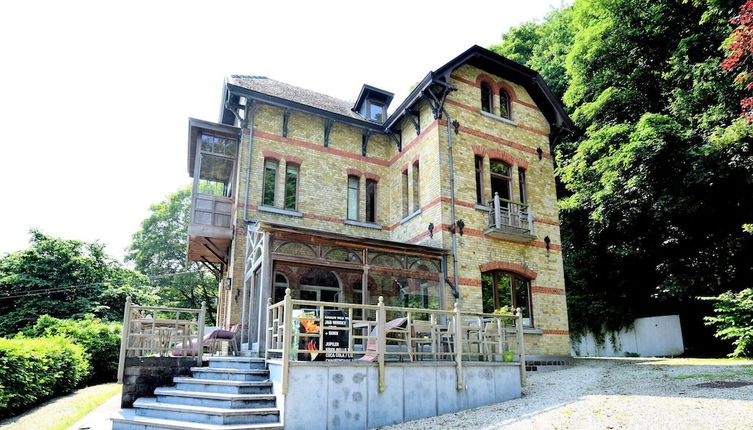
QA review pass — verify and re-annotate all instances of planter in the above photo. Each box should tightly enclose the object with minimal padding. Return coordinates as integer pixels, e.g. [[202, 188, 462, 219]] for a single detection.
[[503, 351, 515, 362]]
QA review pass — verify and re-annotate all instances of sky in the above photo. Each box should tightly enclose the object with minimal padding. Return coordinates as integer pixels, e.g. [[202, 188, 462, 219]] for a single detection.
[[0, 0, 565, 263]]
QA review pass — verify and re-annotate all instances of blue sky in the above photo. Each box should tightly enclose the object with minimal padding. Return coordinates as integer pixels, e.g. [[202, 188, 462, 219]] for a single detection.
[[0, 0, 566, 262]]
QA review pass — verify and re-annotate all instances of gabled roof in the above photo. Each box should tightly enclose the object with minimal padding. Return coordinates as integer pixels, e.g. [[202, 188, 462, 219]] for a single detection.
[[385, 45, 574, 133]]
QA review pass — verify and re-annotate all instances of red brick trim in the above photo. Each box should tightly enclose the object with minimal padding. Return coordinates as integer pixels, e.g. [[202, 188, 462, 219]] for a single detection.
[[518, 124, 549, 137], [450, 74, 541, 111], [302, 213, 345, 224], [401, 163, 409, 173], [406, 222, 560, 251], [364, 172, 380, 182], [411, 154, 421, 165], [255, 130, 390, 167], [516, 100, 540, 111], [534, 217, 560, 226], [262, 151, 282, 161], [346, 168, 362, 177], [472, 144, 486, 157], [542, 329, 569, 335], [531, 286, 565, 295], [476, 74, 498, 93], [487, 148, 529, 170], [457, 278, 482, 287], [439, 119, 553, 160], [451, 74, 478, 88], [284, 155, 303, 165], [496, 81, 518, 102], [479, 262, 537, 280], [445, 99, 549, 136], [387, 121, 439, 165]]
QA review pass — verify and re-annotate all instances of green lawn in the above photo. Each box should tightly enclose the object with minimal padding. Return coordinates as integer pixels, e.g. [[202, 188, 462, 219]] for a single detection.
[[0, 383, 121, 430]]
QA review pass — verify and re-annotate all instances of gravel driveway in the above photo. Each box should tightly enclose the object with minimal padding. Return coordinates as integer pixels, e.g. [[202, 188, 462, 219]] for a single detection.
[[381, 358, 753, 430]]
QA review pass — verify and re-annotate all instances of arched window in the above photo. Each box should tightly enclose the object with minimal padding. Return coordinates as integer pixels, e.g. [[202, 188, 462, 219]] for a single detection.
[[489, 159, 512, 202], [499, 89, 511, 119], [480, 82, 492, 113], [481, 271, 533, 327]]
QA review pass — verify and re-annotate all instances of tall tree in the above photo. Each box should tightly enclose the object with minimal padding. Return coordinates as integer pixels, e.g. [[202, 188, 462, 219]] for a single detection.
[[126, 187, 218, 321], [0, 230, 155, 336]]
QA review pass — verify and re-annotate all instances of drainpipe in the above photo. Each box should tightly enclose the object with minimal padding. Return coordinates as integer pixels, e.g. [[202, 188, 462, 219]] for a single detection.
[[242, 99, 256, 223], [444, 109, 461, 303]]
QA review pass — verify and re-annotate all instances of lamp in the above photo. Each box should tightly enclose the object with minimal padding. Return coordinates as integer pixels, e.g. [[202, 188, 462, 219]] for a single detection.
[[224, 278, 232, 291], [452, 120, 460, 134], [456, 219, 465, 236], [428, 223, 434, 238], [544, 236, 551, 251], [536, 147, 543, 160]]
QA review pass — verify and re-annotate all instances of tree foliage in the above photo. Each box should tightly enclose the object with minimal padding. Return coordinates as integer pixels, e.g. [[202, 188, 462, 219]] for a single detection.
[[722, 0, 753, 120], [126, 187, 218, 322], [0, 230, 156, 336], [495, 0, 753, 352], [704, 288, 753, 357]]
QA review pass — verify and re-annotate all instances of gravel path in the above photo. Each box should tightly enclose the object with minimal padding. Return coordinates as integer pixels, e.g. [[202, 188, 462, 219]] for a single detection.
[[381, 358, 753, 430]]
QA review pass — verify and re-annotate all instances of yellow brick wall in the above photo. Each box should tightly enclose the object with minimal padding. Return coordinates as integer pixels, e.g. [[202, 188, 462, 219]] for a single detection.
[[219, 64, 570, 357]]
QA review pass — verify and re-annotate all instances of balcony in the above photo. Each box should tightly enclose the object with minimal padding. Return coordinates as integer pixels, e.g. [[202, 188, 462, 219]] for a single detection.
[[484, 193, 536, 242], [187, 193, 233, 262]]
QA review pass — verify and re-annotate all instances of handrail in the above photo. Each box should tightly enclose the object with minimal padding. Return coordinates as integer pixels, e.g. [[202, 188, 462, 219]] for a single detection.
[[266, 290, 526, 394], [487, 192, 533, 233], [117, 297, 206, 383]]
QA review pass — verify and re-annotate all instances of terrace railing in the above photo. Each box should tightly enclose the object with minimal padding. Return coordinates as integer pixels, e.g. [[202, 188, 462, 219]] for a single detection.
[[116, 297, 206, 383], [266, 289, 526, 395], [487, 193, 533, 233]]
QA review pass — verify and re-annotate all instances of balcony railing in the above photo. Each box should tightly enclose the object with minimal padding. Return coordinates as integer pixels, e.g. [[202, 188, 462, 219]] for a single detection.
[[266, 289, 526, 395], [485, 193, 535, 241]]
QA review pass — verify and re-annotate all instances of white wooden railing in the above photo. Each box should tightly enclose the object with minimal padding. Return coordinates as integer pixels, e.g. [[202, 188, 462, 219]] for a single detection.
[[266, 289, 526, 395], [116, 297, 206, 383], [487, 192, 533, 233]]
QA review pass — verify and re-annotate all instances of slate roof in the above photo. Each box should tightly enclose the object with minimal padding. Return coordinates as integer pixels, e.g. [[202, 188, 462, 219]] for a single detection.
[[227, 75, 363, 121]]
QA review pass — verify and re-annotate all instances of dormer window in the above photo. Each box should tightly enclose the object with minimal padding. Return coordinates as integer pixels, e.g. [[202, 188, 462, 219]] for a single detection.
[[353, 84, 394, 124]]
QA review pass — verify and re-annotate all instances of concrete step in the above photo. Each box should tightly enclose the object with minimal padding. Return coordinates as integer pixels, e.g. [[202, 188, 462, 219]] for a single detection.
[[154, 387, 276, 409], [173, 377, 272, 395], [191, 367, 269, 382], [206, 357, 266, 370], [133, 398, 279, 426], [111, 414, 283, 430]]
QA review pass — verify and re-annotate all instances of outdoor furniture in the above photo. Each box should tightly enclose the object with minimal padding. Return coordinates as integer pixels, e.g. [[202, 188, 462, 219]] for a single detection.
[[480, 320, 506, 361], [358, 317, 408, 362], [410, 318, 434, 360], [205, 325, 239, 356]]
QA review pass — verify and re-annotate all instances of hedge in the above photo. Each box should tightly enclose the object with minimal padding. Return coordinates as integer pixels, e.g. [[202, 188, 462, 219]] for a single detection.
[[22, 314, 121, 383], [0, 336, 89, 419]]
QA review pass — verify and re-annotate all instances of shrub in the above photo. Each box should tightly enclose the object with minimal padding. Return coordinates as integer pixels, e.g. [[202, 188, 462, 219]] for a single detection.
[[21, 315, 121, 383], [0, 336, 89, 418], [704, 288, 753, 358]]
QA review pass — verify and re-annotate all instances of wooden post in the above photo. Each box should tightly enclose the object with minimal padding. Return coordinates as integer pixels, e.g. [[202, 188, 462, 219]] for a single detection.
[[377, 296, 386, 393], [454, 300, 463, 391], [516, 307, 526, 386], [197, 302, 206, 365], [265, 297, 272, 361], [493, 192, 501, 229], [117, 296, 132, 384], [281, 288, 293, 395]]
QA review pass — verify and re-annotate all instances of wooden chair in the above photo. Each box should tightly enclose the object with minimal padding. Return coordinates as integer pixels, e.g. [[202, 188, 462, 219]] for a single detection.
[[480, 320, 506, 361], [461, 317, 483, 358], [410, 319, 434, 361]]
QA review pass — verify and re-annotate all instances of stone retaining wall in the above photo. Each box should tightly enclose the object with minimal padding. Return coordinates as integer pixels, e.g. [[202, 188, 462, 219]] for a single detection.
[[120, 356, 196, 408]]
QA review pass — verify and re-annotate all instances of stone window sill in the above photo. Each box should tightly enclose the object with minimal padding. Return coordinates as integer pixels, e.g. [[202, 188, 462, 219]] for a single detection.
[[344, 219, 382, 230], [480, 110, 517, 126], [400, 209, 422, 225], [523, 328, 543, 335], [475, 204, 490, 212], [258, 205, 303, 218]]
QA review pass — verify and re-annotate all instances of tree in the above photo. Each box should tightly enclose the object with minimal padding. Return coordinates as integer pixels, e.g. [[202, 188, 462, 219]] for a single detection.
[[494, 0, 753, 353], [126, 187, 218, 321], [0, 230, 155, 336], [722, 0, 753, 121]]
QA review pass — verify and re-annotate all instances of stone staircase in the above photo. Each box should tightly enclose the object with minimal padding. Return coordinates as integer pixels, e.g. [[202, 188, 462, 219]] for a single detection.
[[111, 357, 282, 430]]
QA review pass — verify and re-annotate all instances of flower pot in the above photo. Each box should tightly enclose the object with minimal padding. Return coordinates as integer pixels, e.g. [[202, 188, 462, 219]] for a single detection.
[[503, 351, 515, 362]]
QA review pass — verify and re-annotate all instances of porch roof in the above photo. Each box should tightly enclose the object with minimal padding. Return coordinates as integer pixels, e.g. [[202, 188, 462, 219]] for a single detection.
[[255, 221, 448, 256]]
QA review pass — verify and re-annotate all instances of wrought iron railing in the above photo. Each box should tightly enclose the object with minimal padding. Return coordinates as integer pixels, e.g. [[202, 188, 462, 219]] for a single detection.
[[266, 289, 526, 395]]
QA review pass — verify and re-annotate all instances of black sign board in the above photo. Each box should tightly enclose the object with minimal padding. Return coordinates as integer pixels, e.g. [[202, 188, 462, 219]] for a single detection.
[[296, 309, 351, 361]]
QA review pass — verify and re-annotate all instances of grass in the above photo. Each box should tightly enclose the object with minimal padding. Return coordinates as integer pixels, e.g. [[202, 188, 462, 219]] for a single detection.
[[0, 383, 122, 430], [648, 357, 753, 366], [671, 369, 753, 381]]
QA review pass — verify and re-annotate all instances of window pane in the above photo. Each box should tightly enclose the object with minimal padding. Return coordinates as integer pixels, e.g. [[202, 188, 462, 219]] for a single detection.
[[412, 163, 420, 212], [489, 160, 510, 176], [402, 171, 409, 217], [198, 154, 234, 197], [496, 273, 513, 310], [481, 83, 491, 113], [499, 91, 510, 119], [481, 273, 495, 313], [263, 160, 277, 206], [200, 134, 237, 157], [365, 180, 376, 223], [514, 277, 532, 326], [285, 164, 299, 210], [347, 176, 359, 220], [518, 169, 527, 204], [475, 156, 483, 204], [369, 102, 384, 122], [490, 175, 511, 201]]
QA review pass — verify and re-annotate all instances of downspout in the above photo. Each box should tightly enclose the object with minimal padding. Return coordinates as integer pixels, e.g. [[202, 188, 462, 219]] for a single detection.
[[444, 109, 461, 302], [242, 99, 256, 223]]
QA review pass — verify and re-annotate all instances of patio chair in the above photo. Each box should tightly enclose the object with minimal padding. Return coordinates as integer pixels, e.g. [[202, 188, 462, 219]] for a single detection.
[[480, 320, 506, 361], [205, 325, 239, 356], [410, 318, 435, 361]]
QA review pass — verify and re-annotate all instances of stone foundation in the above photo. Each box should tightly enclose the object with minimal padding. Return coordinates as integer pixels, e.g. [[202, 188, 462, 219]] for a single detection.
[[120, 356, 196, 408]]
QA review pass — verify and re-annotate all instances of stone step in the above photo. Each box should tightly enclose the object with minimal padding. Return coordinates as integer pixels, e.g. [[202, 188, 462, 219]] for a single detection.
[[111, 414, 282, 430], [191, 367, 269, 382], [154, 387, 276, 409], [206, 357, 266, 370], [173, 377, 273, 395], [133, 398, 279, 426]]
